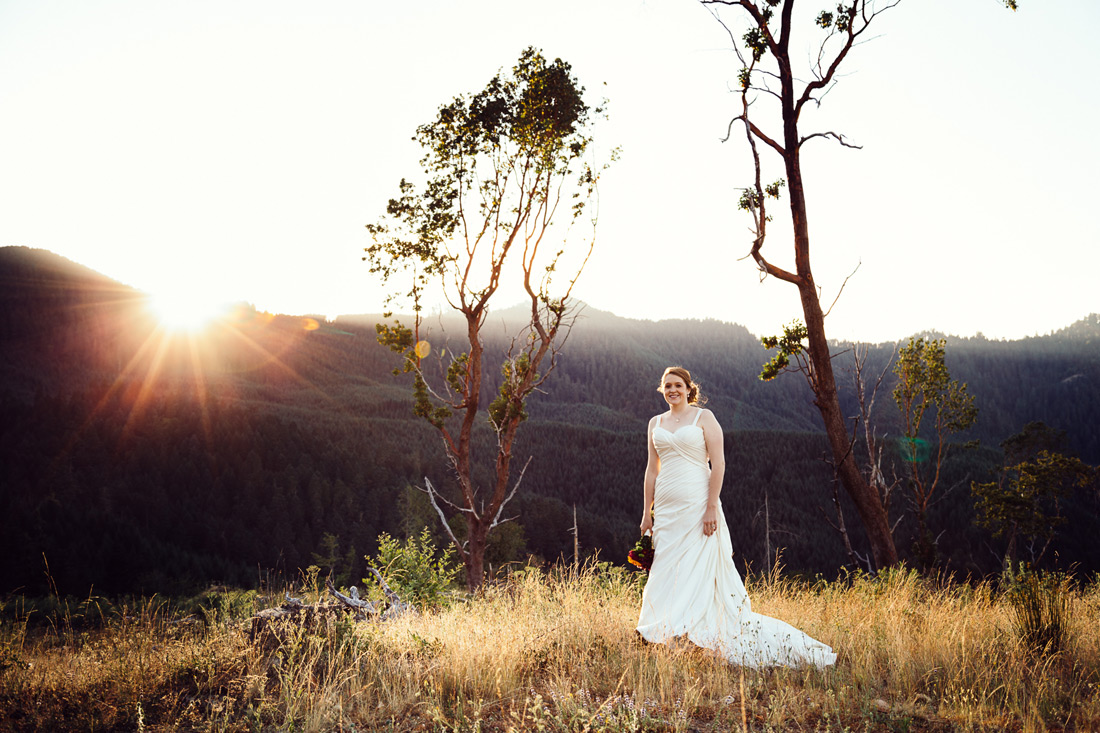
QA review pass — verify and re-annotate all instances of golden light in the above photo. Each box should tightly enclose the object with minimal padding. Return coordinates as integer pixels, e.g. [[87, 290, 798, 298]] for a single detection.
[[148, 289, 231, 332]]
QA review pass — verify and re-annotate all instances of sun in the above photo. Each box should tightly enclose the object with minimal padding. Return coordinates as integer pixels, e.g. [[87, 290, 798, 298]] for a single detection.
[[148, 289, 231, 332]]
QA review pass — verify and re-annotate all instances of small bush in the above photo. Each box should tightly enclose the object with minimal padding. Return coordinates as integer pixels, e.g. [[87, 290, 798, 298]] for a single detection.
[[367, 528, 461, 609], [1007, 568, 1071, 655], [188, 587, 259, 625]]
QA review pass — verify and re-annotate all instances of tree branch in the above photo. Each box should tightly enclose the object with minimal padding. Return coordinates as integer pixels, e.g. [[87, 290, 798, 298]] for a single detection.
[[750, 248, 802, 285], [423, 476, 470, 558], [722, 113, 786, 156], [489, 455, 533, 529], [823, 260, 861, 318], [799, 130, 863, 150], [796, 0, 903, 118]]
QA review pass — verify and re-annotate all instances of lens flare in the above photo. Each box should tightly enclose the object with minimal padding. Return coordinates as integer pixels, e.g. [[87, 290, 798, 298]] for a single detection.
[[414, 340, 431, 358], [149, 290, 230, 332], [900, 436, 931, 463]]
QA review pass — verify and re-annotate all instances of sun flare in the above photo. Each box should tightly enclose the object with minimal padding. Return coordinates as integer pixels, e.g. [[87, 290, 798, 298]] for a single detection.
[[148, 290, 230, 332]]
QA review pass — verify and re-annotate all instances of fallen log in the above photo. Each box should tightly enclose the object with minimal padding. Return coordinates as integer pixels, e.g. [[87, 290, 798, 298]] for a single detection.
[[249, 571, 415, 650], [249, 600, 344, 651]]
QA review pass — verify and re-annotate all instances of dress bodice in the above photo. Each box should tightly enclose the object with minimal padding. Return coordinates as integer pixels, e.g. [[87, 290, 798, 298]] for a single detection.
[[652, 424, 708, 468], [653, 409, 708, 469]]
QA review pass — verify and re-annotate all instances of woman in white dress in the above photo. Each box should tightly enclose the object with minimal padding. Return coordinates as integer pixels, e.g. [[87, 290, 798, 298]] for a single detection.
[[636, 366, 836, 668]]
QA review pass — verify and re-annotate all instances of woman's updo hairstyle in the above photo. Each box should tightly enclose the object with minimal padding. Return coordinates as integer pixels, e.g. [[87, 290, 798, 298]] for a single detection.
[[658, 366, 707, 406]]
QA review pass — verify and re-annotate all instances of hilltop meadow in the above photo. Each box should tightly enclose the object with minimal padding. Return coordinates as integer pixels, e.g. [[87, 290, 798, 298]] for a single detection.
[[2, 563, 1099, 731]]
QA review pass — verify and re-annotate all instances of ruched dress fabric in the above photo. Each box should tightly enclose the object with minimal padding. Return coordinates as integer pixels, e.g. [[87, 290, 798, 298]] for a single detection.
[[636, 411, 837, 668]]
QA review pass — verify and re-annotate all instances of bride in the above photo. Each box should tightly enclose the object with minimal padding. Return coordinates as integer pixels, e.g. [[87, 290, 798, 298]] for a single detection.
[[636, 366, 836, 668]]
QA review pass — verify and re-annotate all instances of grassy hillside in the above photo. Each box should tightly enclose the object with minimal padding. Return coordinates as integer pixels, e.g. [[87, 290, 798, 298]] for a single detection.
[[1, 565, 1097, 732]]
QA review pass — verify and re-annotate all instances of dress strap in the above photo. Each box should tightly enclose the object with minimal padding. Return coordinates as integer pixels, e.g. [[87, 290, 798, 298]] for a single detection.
[[691, 408, 702, 426]]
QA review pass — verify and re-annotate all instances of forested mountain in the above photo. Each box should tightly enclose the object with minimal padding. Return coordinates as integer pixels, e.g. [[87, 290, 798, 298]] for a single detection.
[[2, 246, 1098, 596]]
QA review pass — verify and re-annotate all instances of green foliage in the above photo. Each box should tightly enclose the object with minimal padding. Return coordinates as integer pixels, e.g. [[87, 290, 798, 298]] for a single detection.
[[368, 529, 461, 609], [893, 338, 978, 450], [742, 27, 769, 62], [737, 66, 752, 90], [488, 353, 537, 427], [815, 3, 854, 33], [973, 427, 1094, 567], [892, 337, 978, 567], [190, 587, 258, 626], [738, 178, 785, 213], [759, 320, 808, 381], [363, 47, 600, 308], [764, 179, 786, 199], [974, 451, 1092, 540], [445, 351, 469, 393], [362, 44, 606, 440], [375, 321, 415, 374], [412, 371, 451, 429]]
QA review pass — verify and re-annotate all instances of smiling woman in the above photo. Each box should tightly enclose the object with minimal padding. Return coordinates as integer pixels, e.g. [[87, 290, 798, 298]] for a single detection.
[[148, 288, 230, 332]]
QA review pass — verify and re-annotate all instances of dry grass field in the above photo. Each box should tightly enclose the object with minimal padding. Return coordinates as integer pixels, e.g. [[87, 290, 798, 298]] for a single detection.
[[1, 564, 1098, 732]]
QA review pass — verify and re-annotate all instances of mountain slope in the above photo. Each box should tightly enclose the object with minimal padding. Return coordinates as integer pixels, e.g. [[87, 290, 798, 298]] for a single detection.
[[2, 247, 1098, 595]]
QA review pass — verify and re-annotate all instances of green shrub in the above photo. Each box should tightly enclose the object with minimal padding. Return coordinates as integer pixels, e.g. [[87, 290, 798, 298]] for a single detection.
[[183, 587, 259, 625], [367, 528, 461, 609]]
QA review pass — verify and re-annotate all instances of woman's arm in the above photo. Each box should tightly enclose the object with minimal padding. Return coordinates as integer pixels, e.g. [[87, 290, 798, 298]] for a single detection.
[[700, 408, 725, 536], [640, 416, 659, 533]]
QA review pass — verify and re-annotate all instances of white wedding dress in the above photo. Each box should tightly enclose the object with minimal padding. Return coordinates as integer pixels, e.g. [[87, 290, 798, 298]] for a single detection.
[[636, 410, 837, 668]]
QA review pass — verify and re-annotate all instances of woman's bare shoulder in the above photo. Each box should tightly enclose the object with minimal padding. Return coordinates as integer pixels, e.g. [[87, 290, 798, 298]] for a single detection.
[[698, 407, 722, 429]]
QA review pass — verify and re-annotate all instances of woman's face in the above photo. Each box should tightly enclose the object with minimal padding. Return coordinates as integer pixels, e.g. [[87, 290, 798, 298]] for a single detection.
[[660, 373, 689, 407]]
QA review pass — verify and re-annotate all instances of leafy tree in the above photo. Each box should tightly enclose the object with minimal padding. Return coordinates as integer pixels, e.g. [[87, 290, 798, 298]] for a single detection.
[[1001, 421, 1069, 466], [704, 0, 1017, 569], [893, 337, 978, 567], [973, 422, 1095, 571], [363, 48, 611, 590]]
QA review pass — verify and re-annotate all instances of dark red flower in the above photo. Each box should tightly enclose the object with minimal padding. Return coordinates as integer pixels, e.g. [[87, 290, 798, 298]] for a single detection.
[[627, 534, 654, 572]]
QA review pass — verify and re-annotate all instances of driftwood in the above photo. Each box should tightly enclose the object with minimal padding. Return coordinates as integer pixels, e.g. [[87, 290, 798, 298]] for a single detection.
[[249, 571, 415, 650], [357, 568, 416, 619]]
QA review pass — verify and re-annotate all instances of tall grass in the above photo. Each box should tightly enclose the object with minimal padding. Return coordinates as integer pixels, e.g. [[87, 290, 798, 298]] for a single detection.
[[1, 565, 1098, 731]]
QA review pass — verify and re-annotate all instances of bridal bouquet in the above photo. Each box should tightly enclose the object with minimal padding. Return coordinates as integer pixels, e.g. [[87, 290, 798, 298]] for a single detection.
[[627, 533, 654, 572]]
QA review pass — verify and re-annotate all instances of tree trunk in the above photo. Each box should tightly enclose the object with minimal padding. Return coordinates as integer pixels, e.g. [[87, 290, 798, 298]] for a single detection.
[[798, 281, 899, 569], [914, 507, 936, 569], [464, 516, 488, 591], [785, 127, 899, 568]]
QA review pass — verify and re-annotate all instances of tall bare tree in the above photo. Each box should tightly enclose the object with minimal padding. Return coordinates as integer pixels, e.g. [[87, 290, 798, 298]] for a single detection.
[[364, 48, 611, 590], [705, 0, 1016, 569]]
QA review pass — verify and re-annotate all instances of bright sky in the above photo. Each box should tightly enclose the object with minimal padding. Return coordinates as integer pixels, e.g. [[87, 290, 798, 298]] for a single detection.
[[2, 0, 1097, 343]]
